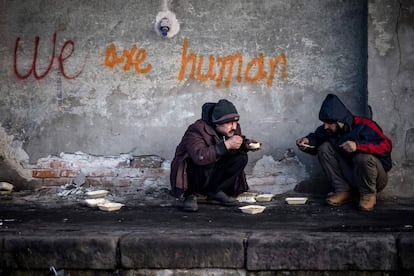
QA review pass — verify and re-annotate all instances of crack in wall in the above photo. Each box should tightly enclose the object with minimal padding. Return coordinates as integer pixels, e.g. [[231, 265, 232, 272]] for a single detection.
[[389, 0, 403, 123]]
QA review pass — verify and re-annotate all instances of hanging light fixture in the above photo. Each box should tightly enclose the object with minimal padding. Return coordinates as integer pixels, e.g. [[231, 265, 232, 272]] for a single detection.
[[154, 0, 180, 38]]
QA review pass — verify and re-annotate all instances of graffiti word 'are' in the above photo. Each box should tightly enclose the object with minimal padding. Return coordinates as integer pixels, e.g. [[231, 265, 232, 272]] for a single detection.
[[104, 43, 152, 74], [178, 38, 287, 87], [14, 33, 83, 80]]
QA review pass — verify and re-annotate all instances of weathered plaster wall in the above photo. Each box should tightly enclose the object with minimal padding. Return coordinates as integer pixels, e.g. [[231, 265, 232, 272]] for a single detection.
[[368, 0, 414, 196], [1, 0, 411, 196]]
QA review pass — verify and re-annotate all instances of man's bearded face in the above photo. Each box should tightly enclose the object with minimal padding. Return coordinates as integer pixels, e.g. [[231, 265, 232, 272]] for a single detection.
[[323, 122, 339, 136], [216, 121, 237, 137]]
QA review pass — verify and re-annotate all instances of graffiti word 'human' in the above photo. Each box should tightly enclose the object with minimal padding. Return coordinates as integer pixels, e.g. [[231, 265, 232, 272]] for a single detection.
[[178, 38, 287, 87], [14, 32, 83, 80], [104, 43, 152, 74]]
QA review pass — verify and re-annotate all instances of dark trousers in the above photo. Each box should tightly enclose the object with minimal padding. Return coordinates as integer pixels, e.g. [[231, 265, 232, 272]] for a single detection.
[[317, 142, 388, 195], [185, 152, 248, 197]]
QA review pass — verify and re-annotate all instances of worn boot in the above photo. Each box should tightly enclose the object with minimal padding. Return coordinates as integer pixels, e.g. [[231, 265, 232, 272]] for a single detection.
[[183, 194, 198, 212], [326, 191, 352, 206], [359, 194, 376, 211], [207, 191, 239, 206]]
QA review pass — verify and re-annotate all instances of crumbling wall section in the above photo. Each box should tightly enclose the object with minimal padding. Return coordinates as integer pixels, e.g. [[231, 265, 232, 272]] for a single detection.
[[29, 153, 169, 196], [368, 0, 414, 196], [0, 124, 34, 189]]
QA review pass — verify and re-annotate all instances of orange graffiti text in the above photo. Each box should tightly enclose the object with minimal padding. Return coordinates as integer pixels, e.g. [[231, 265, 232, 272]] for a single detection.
[[178, 38, 287, 87], [104, 43, 152, 74]]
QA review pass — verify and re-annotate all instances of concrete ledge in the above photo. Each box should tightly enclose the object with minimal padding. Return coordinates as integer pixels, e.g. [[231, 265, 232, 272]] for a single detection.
[[2, 232, 413, 273], [120, 232, 245, 269], [3, 235, 118, 269], [246, 232, 397, 271], [399, 233, 414, 270]]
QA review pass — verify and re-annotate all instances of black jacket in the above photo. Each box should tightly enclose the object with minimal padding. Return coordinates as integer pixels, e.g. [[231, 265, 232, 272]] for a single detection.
[[306, 94, 392, 171]]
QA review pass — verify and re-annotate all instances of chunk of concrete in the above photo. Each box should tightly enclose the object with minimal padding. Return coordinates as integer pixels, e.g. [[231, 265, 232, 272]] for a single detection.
[[247, 232, 397, 271], [120, 232, 245, 269], [3, 235, 118, 269], [399, 233, 414, 270]]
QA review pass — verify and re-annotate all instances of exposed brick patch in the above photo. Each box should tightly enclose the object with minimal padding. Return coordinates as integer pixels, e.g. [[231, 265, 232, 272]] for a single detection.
[[73, 160, 91, 169], [32, 169, 60, 178], [50, 161, 70, 169], [114, 179, 132, 188], [30, 153, 170, 194], [117, 168, 145, 178], [86, 178, 115, 189], [84, 168, 118, 177], [131, 155, 164, 168], [60, 169, 81, 177]]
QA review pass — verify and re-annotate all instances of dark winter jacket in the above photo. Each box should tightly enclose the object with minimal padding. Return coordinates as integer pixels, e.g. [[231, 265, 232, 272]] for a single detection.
[[170, 103, 249, 198], [305, 94, 392, 171]]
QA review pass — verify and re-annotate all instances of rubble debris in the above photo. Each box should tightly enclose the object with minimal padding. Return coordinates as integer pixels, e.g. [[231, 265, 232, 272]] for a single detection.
[[72, 171, 86, 186]]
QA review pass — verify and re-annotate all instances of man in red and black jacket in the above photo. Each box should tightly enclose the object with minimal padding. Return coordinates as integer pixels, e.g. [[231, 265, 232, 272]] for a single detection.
[[296, 94, 392, 211]]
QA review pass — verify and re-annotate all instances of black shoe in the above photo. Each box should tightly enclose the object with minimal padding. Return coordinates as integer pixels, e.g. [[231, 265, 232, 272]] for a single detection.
[[207, 191, 239, 206], [183, 195, 198, 212]]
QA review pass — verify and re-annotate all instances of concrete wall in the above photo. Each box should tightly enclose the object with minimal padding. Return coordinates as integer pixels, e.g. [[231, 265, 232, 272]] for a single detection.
[[368, 0, 414, 196], [0, 0, 412, 196]]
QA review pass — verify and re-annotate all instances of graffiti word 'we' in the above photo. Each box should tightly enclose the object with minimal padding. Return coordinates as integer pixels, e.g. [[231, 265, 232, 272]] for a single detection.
[[14, 33, 83, 80], [104, 43, 152, 74], [178, 38, 287, 87]]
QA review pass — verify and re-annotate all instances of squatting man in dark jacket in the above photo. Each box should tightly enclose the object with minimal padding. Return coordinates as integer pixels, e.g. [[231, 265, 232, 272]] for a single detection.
[[296, 94, 392, 211], [170, 99, 262, 212]]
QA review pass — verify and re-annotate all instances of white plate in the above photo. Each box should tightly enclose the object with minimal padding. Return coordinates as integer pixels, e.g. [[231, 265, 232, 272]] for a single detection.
[[86, 190, 109, 198], [0, 182, 14, 191], [237, 192, 259, 203], [255, 194, 274, 202], [84, 198, 109, 208], [239, 205, 266, 214], [285, 197, 308, 205], [97, 202, 124, 212], [237, 196, 256, 203]]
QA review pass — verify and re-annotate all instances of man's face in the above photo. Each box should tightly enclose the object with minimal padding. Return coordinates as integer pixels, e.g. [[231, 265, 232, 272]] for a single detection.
[[323, 122, 338, 135], [215, 121, 238, 137]]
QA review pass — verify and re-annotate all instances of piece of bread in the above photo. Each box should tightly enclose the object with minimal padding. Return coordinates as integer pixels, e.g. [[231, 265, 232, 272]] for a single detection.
[[248, 142, 261, 150]]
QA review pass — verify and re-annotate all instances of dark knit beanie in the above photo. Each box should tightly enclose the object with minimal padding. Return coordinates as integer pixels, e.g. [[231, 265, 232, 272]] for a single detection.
[[212, 99, 240, 124]]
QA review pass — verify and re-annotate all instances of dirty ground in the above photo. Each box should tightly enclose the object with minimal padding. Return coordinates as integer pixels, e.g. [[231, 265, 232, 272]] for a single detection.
[[1, 187, 413, 234]]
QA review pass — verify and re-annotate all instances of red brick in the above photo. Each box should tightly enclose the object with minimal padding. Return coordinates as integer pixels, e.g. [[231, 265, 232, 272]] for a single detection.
[[86, 178, 115, 188], [32, 169, 60, 178], [50, 160, 70, 168], [34, 160, 54, 169], [73, 160, 90, 168], [84, 168, 117, 177], [113, 179, 131, 187], [131, 155, 163, 168], [60, 169, 81, 177]]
